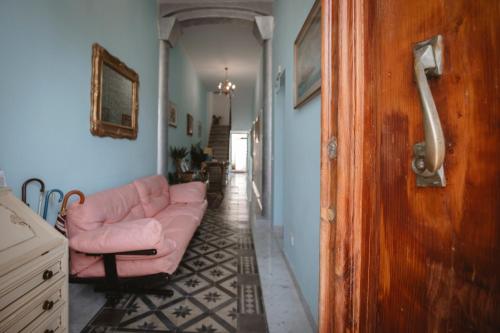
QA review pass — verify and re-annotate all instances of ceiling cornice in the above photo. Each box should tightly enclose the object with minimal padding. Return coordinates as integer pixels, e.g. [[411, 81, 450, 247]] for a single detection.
[[159, 1, 272, 20]]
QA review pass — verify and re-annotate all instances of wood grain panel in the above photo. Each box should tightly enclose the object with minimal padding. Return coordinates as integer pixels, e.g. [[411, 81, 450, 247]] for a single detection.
[[364, 0, 500, 331]]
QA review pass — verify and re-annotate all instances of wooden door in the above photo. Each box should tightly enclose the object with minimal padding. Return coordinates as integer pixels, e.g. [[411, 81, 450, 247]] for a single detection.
[[364, 0, 500, 332], [319, 0, 500, 332]]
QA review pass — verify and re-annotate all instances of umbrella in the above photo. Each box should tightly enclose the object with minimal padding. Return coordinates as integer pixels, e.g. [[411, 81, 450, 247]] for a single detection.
[[55, 190, 85, 237], [42, 189, 64, 221], [21, 178, 45, 216]]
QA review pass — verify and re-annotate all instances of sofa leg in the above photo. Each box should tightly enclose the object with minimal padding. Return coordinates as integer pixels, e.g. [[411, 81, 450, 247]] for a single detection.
[[92, 254, 175, 296]]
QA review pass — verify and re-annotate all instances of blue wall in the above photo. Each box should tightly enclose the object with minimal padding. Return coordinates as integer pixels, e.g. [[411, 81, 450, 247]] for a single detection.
[[168, 44, 208, 172], [231, 87, 254, 132], [0, 0, 159, 224], [272, 0, 321, 323]]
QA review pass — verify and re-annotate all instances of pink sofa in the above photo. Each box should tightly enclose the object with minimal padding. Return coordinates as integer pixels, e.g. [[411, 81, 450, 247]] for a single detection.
[[67, 175, 207, 278]]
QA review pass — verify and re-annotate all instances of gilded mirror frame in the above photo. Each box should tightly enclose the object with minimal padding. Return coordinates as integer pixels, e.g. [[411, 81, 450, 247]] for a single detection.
[[90, 43, 139, 139]]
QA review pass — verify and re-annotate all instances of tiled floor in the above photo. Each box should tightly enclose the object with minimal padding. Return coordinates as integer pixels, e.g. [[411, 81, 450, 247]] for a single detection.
[[69, 174, 315, 333]]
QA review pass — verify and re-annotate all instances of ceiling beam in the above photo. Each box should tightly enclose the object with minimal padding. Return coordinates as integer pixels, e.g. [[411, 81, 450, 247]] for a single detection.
[[158, 17, 182, 47], [160, 2, 272, 20]]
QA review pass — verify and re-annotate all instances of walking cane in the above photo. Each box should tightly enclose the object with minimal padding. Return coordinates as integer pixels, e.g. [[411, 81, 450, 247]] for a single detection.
[[42, 189, 64, 221], [21, 178, 45, 216], [55, 190, 85, 237]]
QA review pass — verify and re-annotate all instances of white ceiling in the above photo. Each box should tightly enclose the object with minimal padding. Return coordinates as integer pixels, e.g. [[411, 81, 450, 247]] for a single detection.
[[178, 21, 262, 92], [159, 0, 272, 3]]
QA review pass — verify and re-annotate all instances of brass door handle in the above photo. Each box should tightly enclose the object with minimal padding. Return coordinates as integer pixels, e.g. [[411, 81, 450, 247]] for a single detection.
[[412, 35, 446, 187]]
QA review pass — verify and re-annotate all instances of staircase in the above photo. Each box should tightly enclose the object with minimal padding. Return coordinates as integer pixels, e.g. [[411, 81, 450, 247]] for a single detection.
[[208, 125, 230, 161]]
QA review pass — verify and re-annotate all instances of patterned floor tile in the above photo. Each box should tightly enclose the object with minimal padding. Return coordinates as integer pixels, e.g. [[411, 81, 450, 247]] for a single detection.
[[175, 275, 211, 294], [147, 288, 184, 308], [191, 243, 218, 256], [221, 258, 238, 273], [183, 315, 232, 333], [199, 265, 234, 283], [161, 299, 205, 327], [184, 256, 216, 272], [218, 276, 238, 295], [216, 300, 238, 329], [194, 285, 233, 310], [121, 312, 171, 331], [205, 249, 233, 264]]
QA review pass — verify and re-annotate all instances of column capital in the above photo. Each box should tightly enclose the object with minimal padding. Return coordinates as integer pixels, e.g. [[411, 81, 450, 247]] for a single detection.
[[254, 16, 274, 41], [158, 17, 182, 47]]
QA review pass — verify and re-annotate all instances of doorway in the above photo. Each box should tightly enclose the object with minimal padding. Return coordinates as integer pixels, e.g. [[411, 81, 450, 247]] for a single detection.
[[230, 131, 249, 173]]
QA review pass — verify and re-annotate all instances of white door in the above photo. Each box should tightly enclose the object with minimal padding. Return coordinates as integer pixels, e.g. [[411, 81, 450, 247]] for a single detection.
[[230, 133, 248, 172]]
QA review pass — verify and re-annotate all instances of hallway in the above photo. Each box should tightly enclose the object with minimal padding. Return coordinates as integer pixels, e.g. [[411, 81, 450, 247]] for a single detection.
[[70, 173, 314, 332]]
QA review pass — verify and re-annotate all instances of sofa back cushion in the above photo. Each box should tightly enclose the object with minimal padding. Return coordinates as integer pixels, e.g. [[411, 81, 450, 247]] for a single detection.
[[133, 175, 170, 217], [170, 182, 207, 204], [66, 183, 145, 238]]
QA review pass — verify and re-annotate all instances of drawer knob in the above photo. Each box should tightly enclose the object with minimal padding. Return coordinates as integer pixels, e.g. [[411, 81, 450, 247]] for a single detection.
[[44, 330, 54, 333], [42, 300, 54, 311], [42, 269, 53, 280]]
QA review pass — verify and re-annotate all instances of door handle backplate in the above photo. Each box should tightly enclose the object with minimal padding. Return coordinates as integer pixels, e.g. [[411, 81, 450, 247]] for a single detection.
[[412, 35, 446, 187]]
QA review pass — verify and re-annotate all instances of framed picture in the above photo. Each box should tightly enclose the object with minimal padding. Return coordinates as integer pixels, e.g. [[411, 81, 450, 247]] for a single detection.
[[90, 43, 139, 139], [169, 102, 177, 128], [187, 114, 193, 136], [294, 0, 321, 108]]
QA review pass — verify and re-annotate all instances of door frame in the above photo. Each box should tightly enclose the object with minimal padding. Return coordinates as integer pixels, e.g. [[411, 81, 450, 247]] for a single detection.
[[318, 0, 368, 331]]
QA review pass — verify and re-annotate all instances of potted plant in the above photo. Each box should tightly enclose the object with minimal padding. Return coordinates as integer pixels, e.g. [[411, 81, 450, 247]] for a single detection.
[[190, 143, 206, 171], [170, 146, 188, 173]]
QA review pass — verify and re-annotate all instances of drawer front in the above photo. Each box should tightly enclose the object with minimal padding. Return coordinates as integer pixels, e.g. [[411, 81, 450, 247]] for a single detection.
[[0, 246, 65, 320], [25, 301, 67, 333], [1, 278, 66, 333]]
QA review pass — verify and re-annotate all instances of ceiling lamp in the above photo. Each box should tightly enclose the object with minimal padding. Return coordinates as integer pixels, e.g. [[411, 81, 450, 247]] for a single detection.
[[216, 67, 236, 95]]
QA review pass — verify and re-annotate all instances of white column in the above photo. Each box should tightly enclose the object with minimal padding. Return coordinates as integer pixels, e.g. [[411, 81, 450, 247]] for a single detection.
[[255, 16, 274, 220], [157, 17, 181, 176], [262, 39, 273, 219], [157, 40, 170, 176]]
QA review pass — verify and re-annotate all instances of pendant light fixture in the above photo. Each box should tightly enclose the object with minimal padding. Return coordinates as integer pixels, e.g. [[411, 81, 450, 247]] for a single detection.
[[216, 67, 236, 95]]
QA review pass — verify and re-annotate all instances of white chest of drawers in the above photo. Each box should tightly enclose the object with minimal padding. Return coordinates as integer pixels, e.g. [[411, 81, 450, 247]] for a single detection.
[[0, 187, 68, 333]]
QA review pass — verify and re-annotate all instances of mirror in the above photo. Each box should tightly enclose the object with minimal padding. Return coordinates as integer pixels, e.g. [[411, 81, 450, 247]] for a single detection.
[[90, 43, 139, 139]]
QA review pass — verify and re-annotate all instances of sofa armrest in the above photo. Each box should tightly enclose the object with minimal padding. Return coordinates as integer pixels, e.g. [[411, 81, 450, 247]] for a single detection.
[[170, 182, 207, 204], [69, 218, 163, 254]]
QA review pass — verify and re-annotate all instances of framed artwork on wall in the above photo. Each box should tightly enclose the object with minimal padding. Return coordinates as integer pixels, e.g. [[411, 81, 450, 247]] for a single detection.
[[90, 43, 139, 139], [187, 114, 193, 136], [294, 0, 321, 108], [169, 102, 177, 128]]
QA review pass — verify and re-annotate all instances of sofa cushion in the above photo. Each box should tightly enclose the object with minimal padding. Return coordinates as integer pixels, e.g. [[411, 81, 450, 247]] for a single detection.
[[155, 201, 207, 225], [133, 175, 170, 217], [170, 182, 206, 204], [67, 183, 145, 238], [77, 214, 200, 277], [70, 218, 164, 254], [66, 183, 146, 275]]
